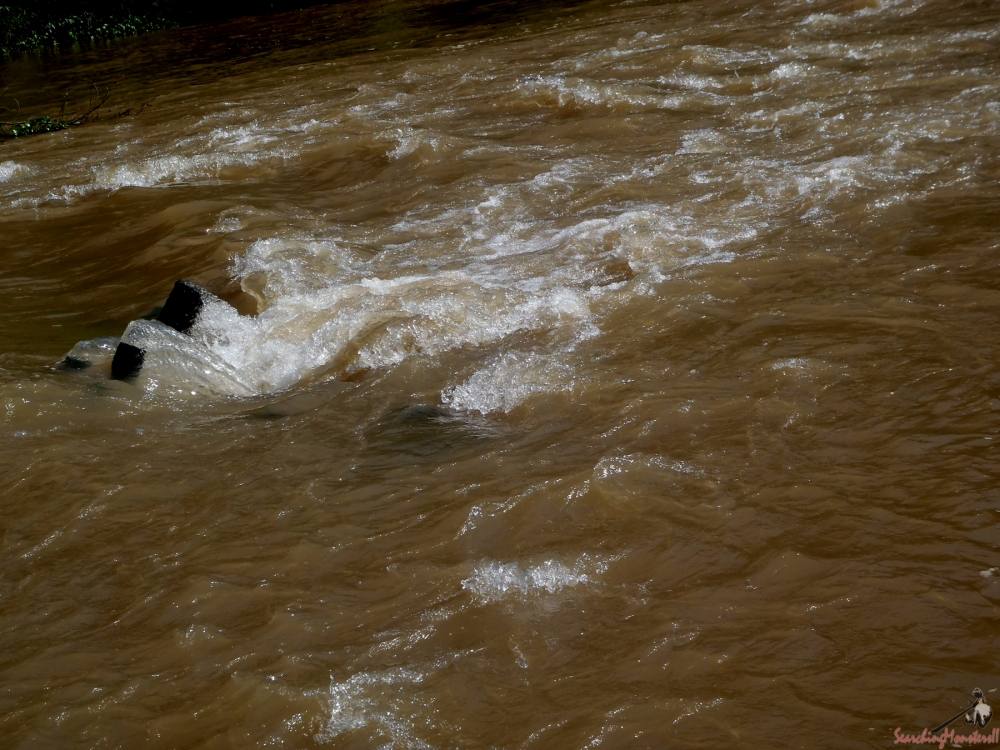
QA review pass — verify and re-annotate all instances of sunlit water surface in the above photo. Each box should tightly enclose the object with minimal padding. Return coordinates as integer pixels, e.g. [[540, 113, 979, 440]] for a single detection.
[[1, 0, 998, 747]]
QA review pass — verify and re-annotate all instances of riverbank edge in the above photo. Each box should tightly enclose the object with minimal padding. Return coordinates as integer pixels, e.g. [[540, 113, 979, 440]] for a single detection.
[[0, 6, 175, 59], [0, 2, 340, 59]]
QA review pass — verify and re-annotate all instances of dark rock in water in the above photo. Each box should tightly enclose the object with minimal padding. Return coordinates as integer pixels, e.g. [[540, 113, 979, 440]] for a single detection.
[[110, 342, 145, 381], [108, 279, 212, 382], [363, 403, 501, 458], [57, 356, 91, 371], [157, 280, 208, 334], [395, 403, 454, 424], [56, 337, 119, 374]]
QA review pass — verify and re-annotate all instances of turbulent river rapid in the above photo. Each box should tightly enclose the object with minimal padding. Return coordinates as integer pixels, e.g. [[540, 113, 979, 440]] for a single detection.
[[1, 0, 998, 747]]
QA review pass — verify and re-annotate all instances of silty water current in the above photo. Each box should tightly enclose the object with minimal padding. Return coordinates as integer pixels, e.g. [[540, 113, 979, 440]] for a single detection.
[[1, 0, 998, 747]]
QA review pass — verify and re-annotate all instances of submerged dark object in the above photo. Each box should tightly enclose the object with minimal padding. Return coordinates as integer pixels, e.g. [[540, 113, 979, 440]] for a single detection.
[[109, 279, 211, 382], [362, 403, 501, 457], [110, 342, 145, 381], [157, 279, 207, 334], [56, 337, 118, 374], [57, 355, 91, 371]]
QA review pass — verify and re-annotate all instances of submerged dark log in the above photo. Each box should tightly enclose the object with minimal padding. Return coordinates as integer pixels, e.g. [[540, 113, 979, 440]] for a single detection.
[[157, 279, 208, 334], [57, 355, 91, 371], [110, 342, 145, 381], [109, 279, 211, 381]]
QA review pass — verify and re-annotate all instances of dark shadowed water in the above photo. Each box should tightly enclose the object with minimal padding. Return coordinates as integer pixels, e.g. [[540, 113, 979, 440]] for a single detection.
[[1, 0, 998, 747]]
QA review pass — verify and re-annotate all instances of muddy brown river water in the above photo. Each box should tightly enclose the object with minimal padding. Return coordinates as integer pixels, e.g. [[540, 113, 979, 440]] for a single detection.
[[1, 0, 998, 747]]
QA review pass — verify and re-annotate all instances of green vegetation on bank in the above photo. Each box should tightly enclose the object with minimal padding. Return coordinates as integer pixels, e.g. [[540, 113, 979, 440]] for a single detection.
[[0, 4, 170, 58], [0, 115, 78, 138], [0, 1, 329, 59], [0, 86, 152, 140], [1, 1, 326, 139]]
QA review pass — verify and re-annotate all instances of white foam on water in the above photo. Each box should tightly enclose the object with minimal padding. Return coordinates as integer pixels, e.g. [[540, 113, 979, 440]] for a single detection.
[[137, 182, 698, 396], [317, 666, 431, 747], [677, 129, 727, 155], [672, 697, 726, 726], [793, 156, 866, 198], [44, 149, 282, 203], [441, 351, 575, 415], [118, 260, 596, 397], [582, 30, 671, 64], [24, 115, 338, 205], [800, 11, 850, 27], [462, 555, 604, 603], [658, 73, 728, 93], [88, 122, 289, 192], [317, 649, 479, 747], [20, 529, 64, 561], [800, 0, 924, 26], [119, 318, 257, 398], [209, 212, 244, 233], [57, 6, 998, 403], [529, 157, 590, 190], [593, 453, 703, 481], [233, 236, 373, 296], [205, 122, 278, 149], [517, 75, 683, 112], [770, 62, 811, 81], [347, 90, 413, 117], [90, 103, 943, 402], [367, 624, 437, 657], [771, 357, 810, 372], [95, 174, 768, 398], [384, 126, 451, 160], [682, 44, 779, 69], [95, 154, 222, 190], [0, 161, 28, 183]]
